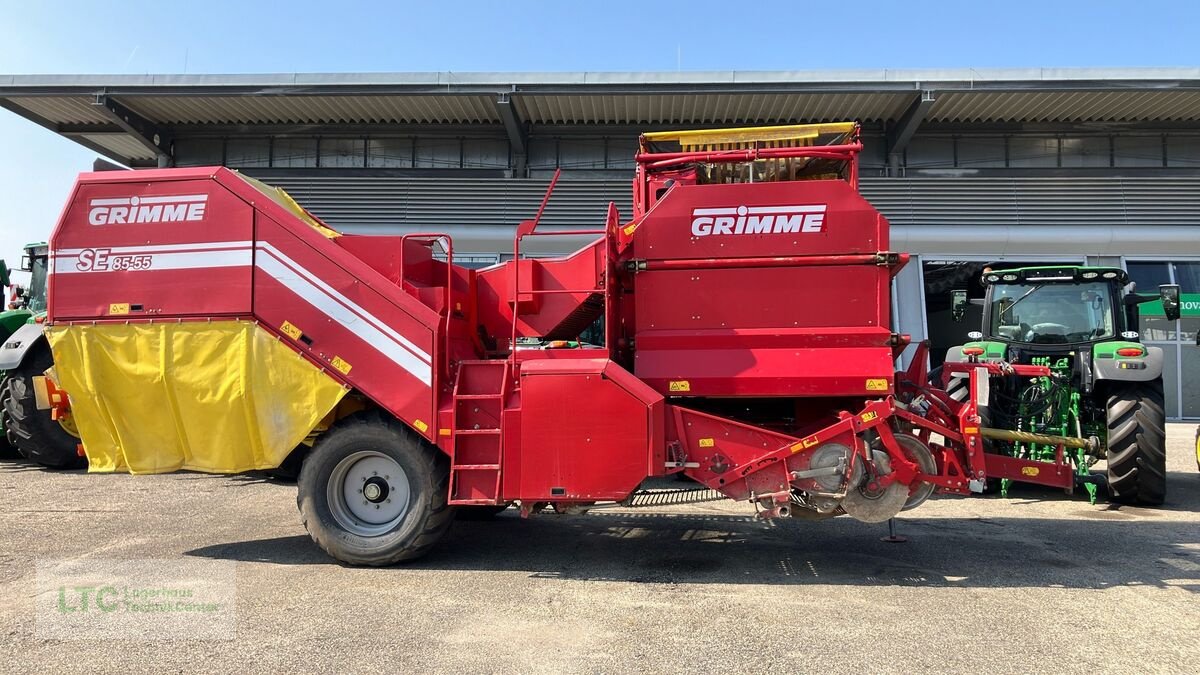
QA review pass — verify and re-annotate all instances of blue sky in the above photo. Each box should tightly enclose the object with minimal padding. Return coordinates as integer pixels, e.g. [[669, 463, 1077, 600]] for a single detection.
[[1, 0, 1197, 274]]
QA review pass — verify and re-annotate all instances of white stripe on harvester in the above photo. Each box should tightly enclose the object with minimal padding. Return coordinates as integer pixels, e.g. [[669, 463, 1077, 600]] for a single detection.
[[50, 239, 434, 387], [52, 249, 252, 274], [53, 241, 253, 257], [254, 243, 433, 385]]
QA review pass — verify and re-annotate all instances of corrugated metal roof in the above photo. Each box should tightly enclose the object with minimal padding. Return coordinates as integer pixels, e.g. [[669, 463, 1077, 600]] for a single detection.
[[514, 92, 914, 124], [3, 69, 1200, 164], [8, 96, 111, 124], [931, 89, 1200, 123], [82, 133, 158, 162], [124, 94, 501, 125]]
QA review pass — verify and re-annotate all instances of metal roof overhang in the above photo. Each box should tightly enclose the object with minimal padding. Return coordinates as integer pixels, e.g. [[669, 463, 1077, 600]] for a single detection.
[[3, 68, 1200, 166]]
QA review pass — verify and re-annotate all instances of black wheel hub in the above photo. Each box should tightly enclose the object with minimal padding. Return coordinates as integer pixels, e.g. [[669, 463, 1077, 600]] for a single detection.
[[362, 476, 390, 504]]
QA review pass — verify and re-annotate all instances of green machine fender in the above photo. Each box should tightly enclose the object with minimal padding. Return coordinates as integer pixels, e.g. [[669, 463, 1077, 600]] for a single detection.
[[1091, 342, 1164, 383], [0, 322, 46, 372]]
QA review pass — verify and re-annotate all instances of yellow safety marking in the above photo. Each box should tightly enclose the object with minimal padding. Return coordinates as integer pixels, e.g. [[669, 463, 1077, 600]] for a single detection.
[[280, 321, 302, 341], [698, 438, 714, 448], [643, 122, 855, 146], [330, 356, 352, 375], [791, 435, 820, 453], [860, 411, 878, 423], [963, 427, 979, 434], [623, 223, 638, 236], [1021, 466, 1040, 477], [866, 378, 889, 391], [108, 303, 130, 315], [439, 428, 452, 437], [413, 419, 429, 433], [668, 380, 691, 392]]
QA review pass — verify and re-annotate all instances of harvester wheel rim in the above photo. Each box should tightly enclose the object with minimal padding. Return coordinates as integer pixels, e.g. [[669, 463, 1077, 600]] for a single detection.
[[328, 450, 411, 536]]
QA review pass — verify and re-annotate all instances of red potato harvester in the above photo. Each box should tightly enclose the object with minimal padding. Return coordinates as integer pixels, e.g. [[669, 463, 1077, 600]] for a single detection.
[[44, 122, 1030, 565]]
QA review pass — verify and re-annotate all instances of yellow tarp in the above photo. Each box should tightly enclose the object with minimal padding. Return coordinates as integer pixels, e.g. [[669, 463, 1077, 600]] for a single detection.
[[46, 321, 347, 474]]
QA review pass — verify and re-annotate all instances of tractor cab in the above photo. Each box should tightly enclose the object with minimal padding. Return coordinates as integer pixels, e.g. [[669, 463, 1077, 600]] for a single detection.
[[953, 266, 1180, 358]]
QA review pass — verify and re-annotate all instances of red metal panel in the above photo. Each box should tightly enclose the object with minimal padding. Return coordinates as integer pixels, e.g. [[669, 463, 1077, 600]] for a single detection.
[[49, 176, 254, 320], [252, 215, 440, 440], [636, 345, 895, 397], [634, 180, 886, 260], [511, 358, 654, 501], [633, 266, 886, 331]]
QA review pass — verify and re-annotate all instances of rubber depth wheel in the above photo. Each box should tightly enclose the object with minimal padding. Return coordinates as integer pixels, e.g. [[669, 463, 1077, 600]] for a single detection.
[[1105, 382, 1167, 506], [3, 347, 85, 469], [297, 411, 454, 565]]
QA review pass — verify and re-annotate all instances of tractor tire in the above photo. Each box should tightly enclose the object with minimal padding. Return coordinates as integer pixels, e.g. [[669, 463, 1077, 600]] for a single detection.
[[0, 376, 20, 458], [265, 445, 308, 482], [1105, 382, 1167, 506], [297, 411, 454, 565], [3, 347, 84, 469]]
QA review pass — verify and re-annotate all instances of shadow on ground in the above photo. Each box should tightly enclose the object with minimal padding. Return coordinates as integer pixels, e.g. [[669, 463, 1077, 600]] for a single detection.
[[186, 470, 1200, 590]]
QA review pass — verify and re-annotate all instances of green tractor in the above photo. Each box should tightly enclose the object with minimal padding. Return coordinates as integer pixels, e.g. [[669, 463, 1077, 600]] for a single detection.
[[940, 266, 1180, 505], [0, 243, 84, 469]]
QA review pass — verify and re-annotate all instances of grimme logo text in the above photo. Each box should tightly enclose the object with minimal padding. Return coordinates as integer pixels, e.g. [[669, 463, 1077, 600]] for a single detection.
[[690, 204, 826, 237], [88, 194, 208, 225]]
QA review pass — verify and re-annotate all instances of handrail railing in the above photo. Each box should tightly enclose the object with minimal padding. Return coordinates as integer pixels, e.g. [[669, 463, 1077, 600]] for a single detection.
[[399, 233, 454, 389], [509, 227, 608, 362]]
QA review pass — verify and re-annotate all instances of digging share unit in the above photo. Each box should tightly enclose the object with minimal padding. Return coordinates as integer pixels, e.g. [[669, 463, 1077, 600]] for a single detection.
[[41, 123, 1138, 565]]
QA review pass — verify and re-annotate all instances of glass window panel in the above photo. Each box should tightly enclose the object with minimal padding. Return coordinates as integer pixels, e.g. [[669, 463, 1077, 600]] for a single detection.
[[858, 133, 887, 169], [1126, 261, 1171, 292], [461, 138, 509, 169], [173, 138, 223, 167], [1166, 136, 1200, 167], [1161, 345, 1180, 418], [272, 138, 317, 168], [1181, 343, 1200, 417], [527, 137, 558, 171], [1009, 137, 1058, 168], [956, 137, 1005, 168], [906, 137, 955, 169], [1171, 262, 1200, 293], [414, 138, 461, 169], [557, 138, 607, 170], [367, 138, 413, 168], [319, 138, 365, 168], [1059, 136, 1109, 167], [1113, 136, 1161, 167], [225, 138, 271, 168]]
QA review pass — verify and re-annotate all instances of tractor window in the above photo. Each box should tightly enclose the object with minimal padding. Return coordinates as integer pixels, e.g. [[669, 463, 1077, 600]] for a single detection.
[[26, 254, 48, 314], [987, 282, 1115, 344]]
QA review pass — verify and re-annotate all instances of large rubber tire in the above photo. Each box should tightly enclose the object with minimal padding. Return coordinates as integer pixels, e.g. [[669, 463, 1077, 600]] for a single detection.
[[297, 411, 454, 565], [3, 347, 85, 469], [0, 376, 21, 458], [265, 444, 308, 482], [1105, 382, 1167, 506]]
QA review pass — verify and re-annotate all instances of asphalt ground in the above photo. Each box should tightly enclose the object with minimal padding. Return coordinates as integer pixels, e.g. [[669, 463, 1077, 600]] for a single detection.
[[1, 423, 1198, 674]]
